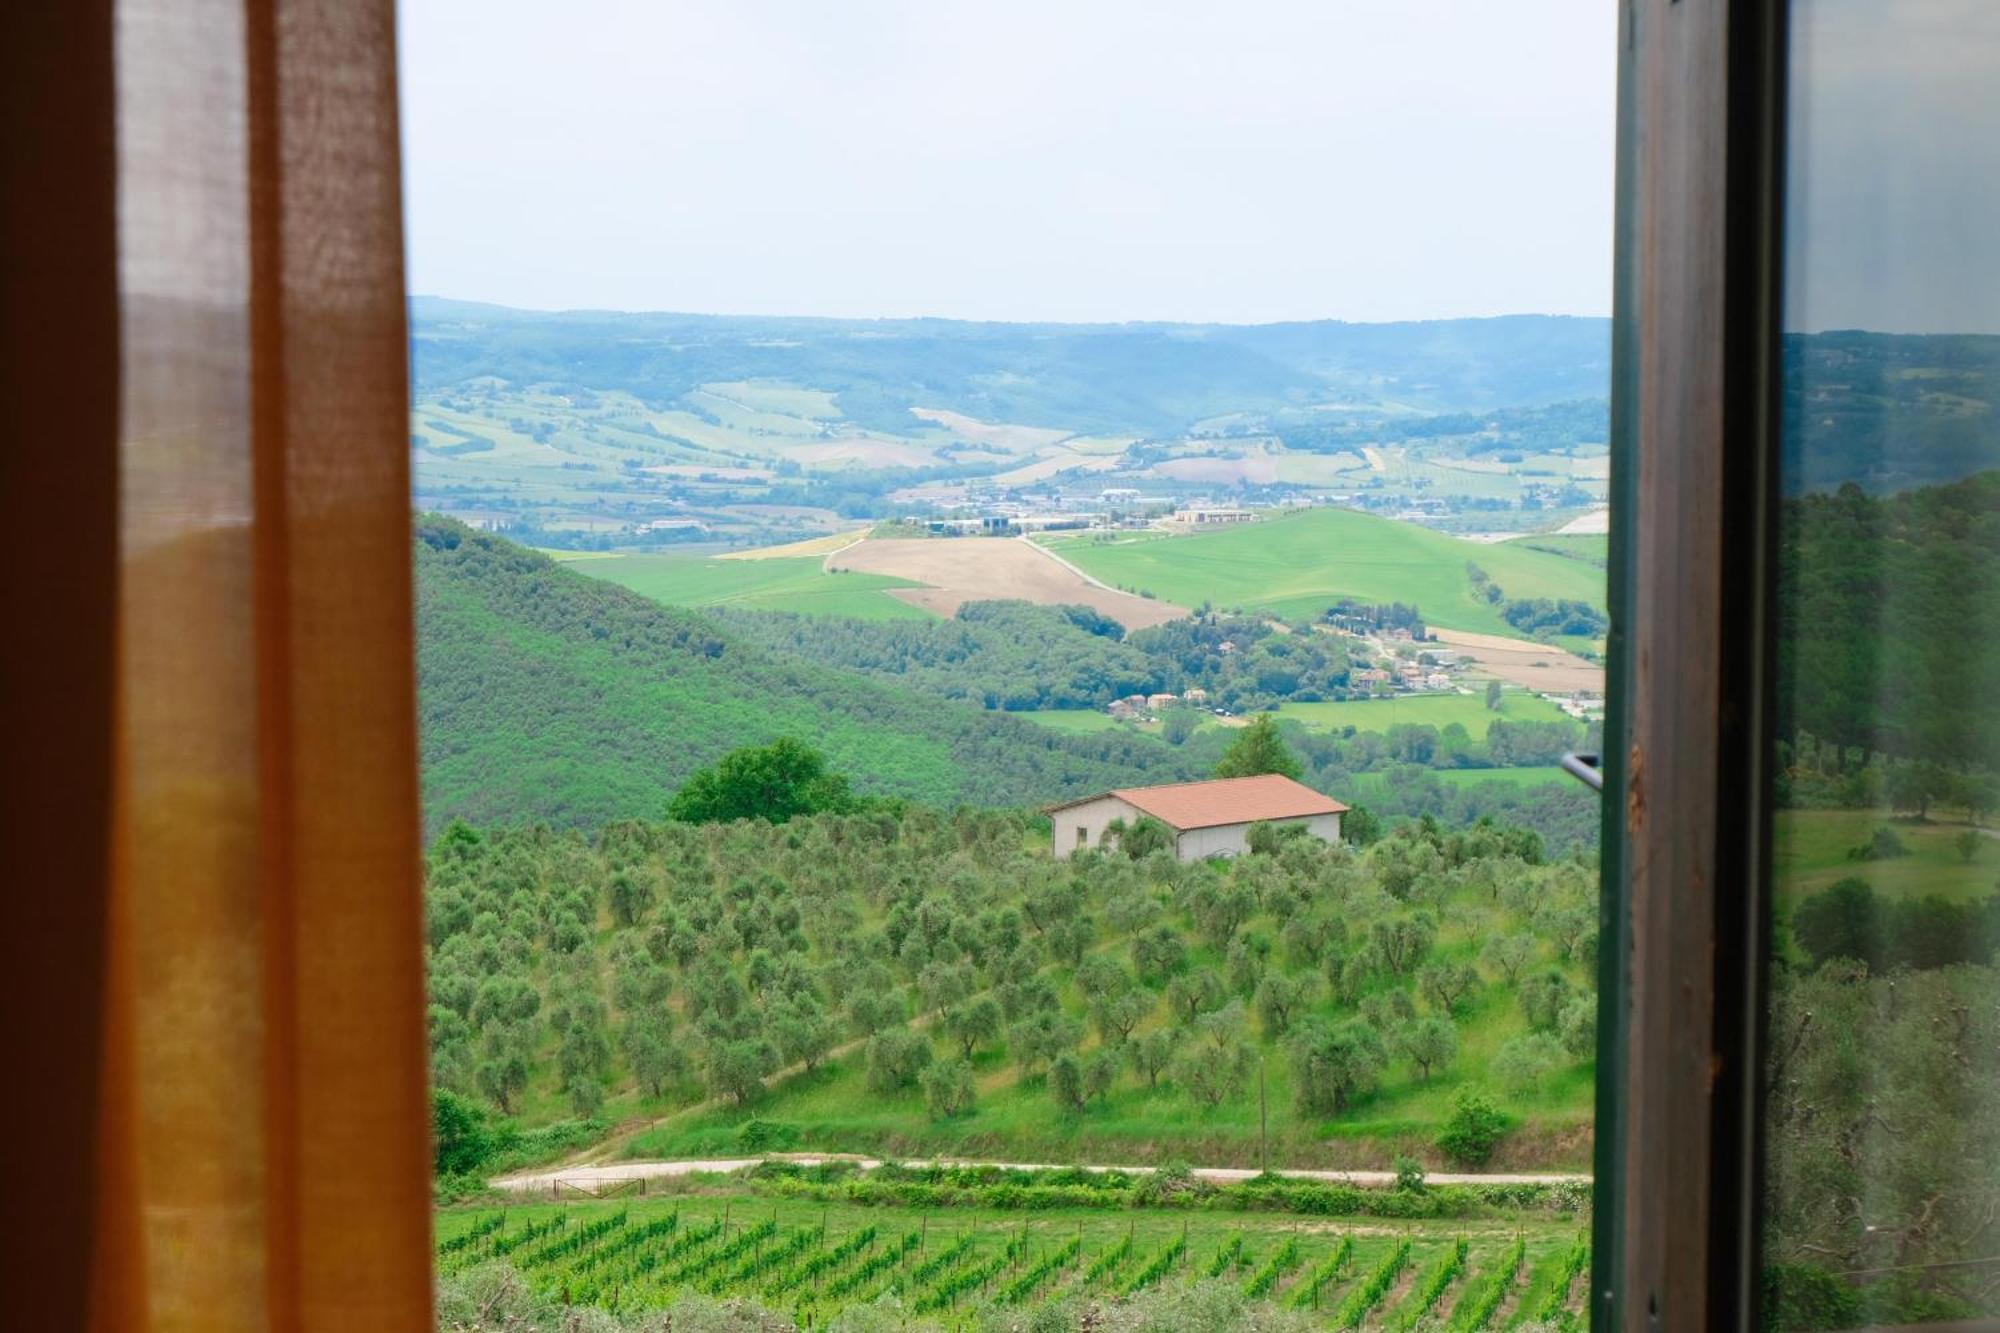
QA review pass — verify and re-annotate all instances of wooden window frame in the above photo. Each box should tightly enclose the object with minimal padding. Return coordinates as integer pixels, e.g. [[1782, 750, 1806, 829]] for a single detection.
[[1593, 0, 1787, 1328]]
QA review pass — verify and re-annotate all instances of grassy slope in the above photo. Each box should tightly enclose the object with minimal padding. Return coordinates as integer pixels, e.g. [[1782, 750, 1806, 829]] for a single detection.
[[415, 518, 1194, 829], [1772, 809, 1996, 905], [1045, 510, 1603, 636], [571, 553, 931, 621]]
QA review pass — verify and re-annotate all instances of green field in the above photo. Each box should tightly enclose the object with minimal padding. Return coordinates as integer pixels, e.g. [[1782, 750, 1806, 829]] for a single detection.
[[1014, 708, 1146, 737], [1349, 768, 1573, 801], [1264, 693, 1571, 739], [1772, 809, 1996, 905], [437, 1189, 1589, 1330], [1014, 694, 1571, 747], [1041, 510, 1604, 637], [570, 553, 932, 620], [1504, 534, 1608, 569]]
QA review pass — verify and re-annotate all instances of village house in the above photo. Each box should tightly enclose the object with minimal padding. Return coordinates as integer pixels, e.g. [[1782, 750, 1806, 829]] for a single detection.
[[1047, 774, 1348, 862], [1146, 692, 1179, 711]]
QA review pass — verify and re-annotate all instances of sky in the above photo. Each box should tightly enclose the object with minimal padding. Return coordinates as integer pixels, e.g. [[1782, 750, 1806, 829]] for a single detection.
[[398, 1, 1617, 325], [1785, 0, 2000, 335]]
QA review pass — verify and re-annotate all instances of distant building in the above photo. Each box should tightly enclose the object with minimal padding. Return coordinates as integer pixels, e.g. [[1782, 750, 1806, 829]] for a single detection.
[[1182, 687, 1209, 703], [1171, 507, 1255, 525], [1099, 488, 1143, 504], [1426, 672, 1453, 690], [1048, 775, 1348, 862], [1146, 692, 1179, 710]]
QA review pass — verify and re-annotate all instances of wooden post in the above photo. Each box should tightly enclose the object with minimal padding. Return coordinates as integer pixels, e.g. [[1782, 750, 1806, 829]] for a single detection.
[[1258, 1056, 1269, 1175]]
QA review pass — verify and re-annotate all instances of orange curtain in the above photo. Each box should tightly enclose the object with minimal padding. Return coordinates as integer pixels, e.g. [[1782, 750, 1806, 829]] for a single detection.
[[5, 1, 430, 1328]]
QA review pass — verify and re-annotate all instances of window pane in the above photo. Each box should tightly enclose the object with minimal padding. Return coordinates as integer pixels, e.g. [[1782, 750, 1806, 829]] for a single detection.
[[1765, 3, 2000, 1329]]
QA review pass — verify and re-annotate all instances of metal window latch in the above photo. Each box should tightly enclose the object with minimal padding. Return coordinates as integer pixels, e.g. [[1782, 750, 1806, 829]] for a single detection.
[[1560, 752, 1604, 792]]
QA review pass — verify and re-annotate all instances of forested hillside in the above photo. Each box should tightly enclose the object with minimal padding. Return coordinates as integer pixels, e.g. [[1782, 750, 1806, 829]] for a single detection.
[[426, 804, 1600, 1171], [415, 518, 1201, 829], [1776, 471, 2000, 778], [713, 602, 1358, 714]]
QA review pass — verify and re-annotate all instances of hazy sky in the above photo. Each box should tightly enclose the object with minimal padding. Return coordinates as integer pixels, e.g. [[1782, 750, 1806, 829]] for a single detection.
[[399, 1, 1616, 324], [1786, 0, 2000, 335]]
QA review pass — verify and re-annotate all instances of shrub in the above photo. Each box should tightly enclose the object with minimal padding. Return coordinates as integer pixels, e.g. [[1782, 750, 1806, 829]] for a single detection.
[[1493, 1033, 1566, 1095]]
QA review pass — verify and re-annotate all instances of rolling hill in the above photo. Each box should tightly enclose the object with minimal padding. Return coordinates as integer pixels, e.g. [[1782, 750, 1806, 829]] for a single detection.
[[1042, 508, 1605, 637], [415, 517, 1200, 830]]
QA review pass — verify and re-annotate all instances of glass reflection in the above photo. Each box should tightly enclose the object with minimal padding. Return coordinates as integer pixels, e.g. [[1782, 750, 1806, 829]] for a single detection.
[[1764, 2, 2000, 1329]]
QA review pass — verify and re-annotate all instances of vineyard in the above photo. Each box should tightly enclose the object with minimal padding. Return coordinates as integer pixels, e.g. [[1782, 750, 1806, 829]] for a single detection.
[[437, 1196, 1589, 1329]]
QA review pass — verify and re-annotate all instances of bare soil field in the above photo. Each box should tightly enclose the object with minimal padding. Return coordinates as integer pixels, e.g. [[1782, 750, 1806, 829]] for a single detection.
[[988, 450, 1123, 486], [1432, 628, 1605, 694], [1156, 451, 1282, 484], [1554, 507, 1611, 534], [829, 537, 1188, 630], [909, 407, 1072, 453]]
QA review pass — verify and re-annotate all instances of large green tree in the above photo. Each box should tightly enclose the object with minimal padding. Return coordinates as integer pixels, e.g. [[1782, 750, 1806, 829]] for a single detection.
[[1211, 715, 1304, 781], [666, 737, 852, 824]]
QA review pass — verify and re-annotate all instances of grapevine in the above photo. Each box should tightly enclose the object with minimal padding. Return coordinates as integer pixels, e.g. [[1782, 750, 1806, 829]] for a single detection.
[[1242, 1235, 1301, 1299], [1332, 1237, 1412, 1330], [1289, 1235, 1354, 1310], [1119, 1233, 1186, 1296], [1386, 1237, 1468, 1332], [1446, 1234, 1525, 1331]]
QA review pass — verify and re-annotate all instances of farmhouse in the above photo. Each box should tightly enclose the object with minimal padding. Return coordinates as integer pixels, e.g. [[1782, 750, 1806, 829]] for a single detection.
[[1048, 774, 1348, 862]]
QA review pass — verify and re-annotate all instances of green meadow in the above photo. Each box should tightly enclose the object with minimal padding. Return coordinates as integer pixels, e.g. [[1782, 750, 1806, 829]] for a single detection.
[[1264, 693, 1570, 739], [1041, 510, 1604, 637], [1772, 809, 1996, 905], [1348, 768, 1573, 801], [570, 553, 931, 620]]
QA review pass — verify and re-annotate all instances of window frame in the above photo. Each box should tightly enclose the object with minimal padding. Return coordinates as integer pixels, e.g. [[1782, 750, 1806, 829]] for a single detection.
[[1593, 0, 1788, 1328]]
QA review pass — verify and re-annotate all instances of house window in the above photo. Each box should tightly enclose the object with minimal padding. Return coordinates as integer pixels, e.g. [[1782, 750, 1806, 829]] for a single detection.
[[1075, 825, 1088, 849]]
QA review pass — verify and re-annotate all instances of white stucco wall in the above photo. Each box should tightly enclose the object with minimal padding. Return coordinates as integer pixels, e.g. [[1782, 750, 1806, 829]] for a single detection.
[[1052, 804, 1343, 860], [1176, 812, 1342, 861], [1050, 795, 1146, 857]]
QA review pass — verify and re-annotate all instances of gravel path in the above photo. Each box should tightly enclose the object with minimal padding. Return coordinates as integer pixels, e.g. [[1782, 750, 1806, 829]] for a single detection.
[[494, 1152, 1589, 1195]]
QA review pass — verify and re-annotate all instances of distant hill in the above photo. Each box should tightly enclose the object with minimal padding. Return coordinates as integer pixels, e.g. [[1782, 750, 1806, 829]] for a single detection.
[[411, 300, 1611, 433], [1781, 331, 2000, 495], [415, 517, 1200, 830], [408, 301, 1614, 548]]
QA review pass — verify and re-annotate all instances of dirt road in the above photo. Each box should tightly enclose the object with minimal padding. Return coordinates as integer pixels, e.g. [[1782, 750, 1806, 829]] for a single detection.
[[495, 1153, 1588, 1195]]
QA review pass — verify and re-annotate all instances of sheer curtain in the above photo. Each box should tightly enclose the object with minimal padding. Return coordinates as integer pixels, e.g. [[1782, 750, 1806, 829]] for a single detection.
[[3, 1, 430, 1328]]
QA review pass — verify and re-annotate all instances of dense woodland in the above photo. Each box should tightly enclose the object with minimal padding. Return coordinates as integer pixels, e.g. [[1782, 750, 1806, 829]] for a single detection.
[[715, 603, 1359, 714], [1777, 472, 2000, 782]]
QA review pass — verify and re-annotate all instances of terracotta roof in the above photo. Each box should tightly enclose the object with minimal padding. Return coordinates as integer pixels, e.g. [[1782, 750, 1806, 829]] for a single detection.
[[1049, 774, 1348, 831]]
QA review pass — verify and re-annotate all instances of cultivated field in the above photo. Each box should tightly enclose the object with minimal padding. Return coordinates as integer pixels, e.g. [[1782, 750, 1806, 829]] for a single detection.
[[829, 538, 1189, 631], [1041, 510, 1604, 639], [437, 1191, 1590, 1330], [1429, 630, 1604, 696]]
